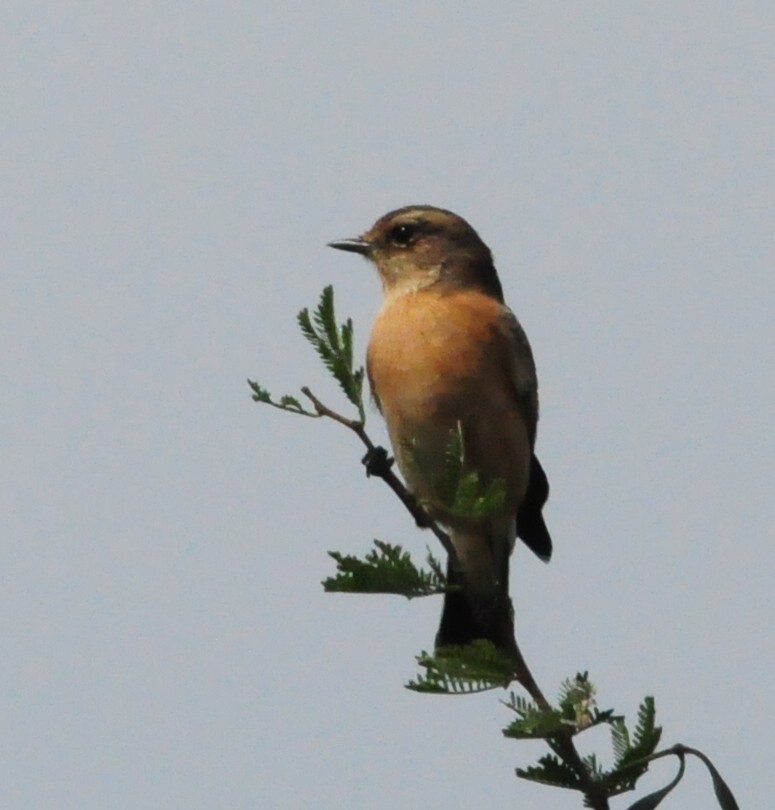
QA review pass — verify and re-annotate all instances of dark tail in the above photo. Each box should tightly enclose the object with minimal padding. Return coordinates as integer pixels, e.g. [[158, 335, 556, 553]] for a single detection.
[[435, 454, 552, 654], [435, 555, 517, 657], [517, 454, 552, 562]]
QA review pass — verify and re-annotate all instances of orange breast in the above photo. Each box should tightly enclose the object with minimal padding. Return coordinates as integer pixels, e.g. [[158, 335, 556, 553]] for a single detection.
[[366, 287, 530, 522], [368, 288, 505, 419]]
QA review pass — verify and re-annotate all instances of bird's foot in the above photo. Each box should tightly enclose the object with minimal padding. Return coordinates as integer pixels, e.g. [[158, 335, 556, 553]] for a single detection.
[[361, 445, 394, 478]]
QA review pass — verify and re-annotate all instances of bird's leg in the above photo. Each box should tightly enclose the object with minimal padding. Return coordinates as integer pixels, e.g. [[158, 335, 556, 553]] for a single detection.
[[361, 446, 437, 530]]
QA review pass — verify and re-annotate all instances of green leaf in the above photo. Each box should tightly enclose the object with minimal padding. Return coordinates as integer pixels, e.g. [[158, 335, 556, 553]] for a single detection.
[[611, 719, 631, 764], [431, 423, 508, 520], [517, 754, 582, 790], [503, 707, 566, 739], [603, 696, 662, 795], [424, 550, 447, 583], [502, 689, 568, 738], [247, 379, 317, 416], [297, 286, 365, 420], [558, 672, 597, 730], [278, 395, 305, 412], [322, 541, 448, 598], [437, 422, 465, 506], [406, 641, 516, 694], [247, 380, 272, 403], [469, 477, 507, 518], [582, 753, 605, 780], [590, 708, 620, 725], [627, 697, 662, 765], [314, 284, 340, 353], [504, 692, 540, 716]]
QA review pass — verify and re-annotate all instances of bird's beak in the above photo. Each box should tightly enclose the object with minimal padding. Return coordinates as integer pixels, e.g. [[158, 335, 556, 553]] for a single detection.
[[327, 237, 372, 256]]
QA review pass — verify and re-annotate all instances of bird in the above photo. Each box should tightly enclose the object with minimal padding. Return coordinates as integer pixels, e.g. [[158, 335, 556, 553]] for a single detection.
[[328, 205, 551, 658]]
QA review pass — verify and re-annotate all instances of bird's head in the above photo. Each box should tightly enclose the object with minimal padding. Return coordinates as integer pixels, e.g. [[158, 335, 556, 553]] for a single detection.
[[328, 205, 503, 301]]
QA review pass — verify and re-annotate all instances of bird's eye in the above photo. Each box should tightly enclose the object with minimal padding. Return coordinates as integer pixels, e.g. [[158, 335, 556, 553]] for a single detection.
[[389, 223, 416, 247]]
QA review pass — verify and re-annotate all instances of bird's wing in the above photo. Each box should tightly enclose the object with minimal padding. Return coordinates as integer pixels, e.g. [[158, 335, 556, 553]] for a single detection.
[[492, 306, 552, 560], [493, 306, 539, 446]]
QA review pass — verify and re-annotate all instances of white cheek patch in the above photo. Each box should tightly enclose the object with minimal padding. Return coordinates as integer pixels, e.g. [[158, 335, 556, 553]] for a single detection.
[[380, 263, 443, 301]]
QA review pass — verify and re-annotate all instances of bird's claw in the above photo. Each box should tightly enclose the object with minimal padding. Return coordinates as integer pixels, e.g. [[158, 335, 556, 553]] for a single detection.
[[362, 446, 394, 478]]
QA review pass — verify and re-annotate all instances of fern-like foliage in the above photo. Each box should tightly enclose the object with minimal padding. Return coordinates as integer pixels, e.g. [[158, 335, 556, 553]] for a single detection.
[[297, 285, 365, 421], [432, 423, 507, 520], [581, 753, 605, 781], [247, 380, 317, 416], [509, 673, 659, 804], [503, 704, 567, 739], [559, 671, 597, 729], [602, 696, 662, 794], [517, 753, 582, 790], [630, 697, 662, 763], [323, 541, 448, 598], [611, 718, 631, 764], [406, 641, 517, 694], [555, 672, 621, 732]]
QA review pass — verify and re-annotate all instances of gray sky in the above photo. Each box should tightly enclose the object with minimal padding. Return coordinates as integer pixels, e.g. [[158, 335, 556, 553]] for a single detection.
[[2, 3, 773, 808]]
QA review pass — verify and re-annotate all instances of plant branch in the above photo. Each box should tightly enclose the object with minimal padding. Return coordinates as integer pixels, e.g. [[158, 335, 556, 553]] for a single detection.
[[300, 386, 458, 562], [509, 644, 551, 711], [300, 386, 552, 712], [553, 731, 611, 809]]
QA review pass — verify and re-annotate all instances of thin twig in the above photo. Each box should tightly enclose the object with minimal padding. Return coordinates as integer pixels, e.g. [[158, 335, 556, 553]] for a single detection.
[[261, 400, 318, 418], [509, 643, 551, 711], [300, 387, 458, 562], [300, 386, 364, 431]]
